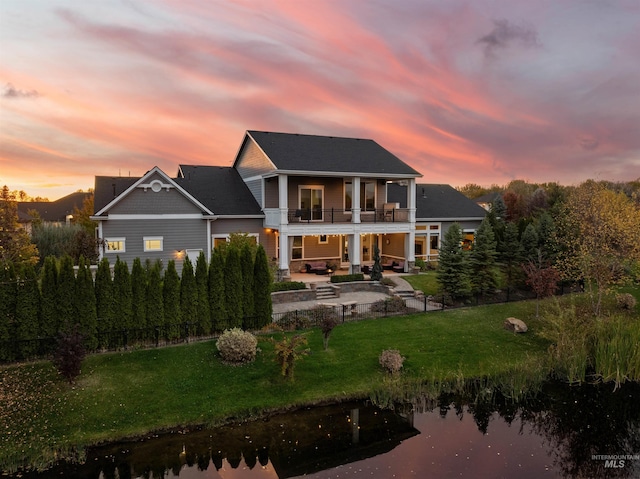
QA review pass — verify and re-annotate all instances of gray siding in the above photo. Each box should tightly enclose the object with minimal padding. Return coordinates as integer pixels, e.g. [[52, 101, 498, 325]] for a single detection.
[[245, 178, 262, 207], [210, 218, 263, 236], [101, 218, 208, 273], [264, 177, 280, 208], [235, 139, 275, 180], [110, 182, 203, 215]]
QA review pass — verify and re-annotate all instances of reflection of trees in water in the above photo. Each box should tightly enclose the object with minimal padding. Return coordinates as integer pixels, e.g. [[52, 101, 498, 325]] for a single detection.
[[428, 380, 640, 479]]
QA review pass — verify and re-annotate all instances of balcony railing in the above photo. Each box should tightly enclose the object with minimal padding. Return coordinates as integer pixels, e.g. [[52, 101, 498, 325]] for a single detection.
[[287, 208, 409, 224]]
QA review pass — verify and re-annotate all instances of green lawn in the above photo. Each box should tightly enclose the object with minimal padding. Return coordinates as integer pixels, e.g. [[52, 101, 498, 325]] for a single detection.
[[1, 299, 550, 472], [402, 272, 440, 295]]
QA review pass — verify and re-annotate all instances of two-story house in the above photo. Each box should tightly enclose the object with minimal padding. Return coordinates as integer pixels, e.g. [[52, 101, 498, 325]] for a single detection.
[[92, 131, 422, 276]]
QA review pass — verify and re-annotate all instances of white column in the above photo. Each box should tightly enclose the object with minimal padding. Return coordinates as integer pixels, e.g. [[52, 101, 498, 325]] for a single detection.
[[278, 232, 289, 280], [279, 174, 289, 225], [352, 177, 361, 224], [407, 177, 416, 223], [350, 233, 361, 274]]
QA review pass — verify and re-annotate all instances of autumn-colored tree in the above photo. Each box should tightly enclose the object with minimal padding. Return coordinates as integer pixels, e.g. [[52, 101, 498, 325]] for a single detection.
[[0, 186, 38, 266], [523, 253, 560, 318], [71, 193, 97, 233], [556, 180, 640, 315]]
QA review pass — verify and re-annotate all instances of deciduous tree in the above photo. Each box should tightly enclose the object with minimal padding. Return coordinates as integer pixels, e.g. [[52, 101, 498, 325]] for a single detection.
[[0, 185, 38, 266]]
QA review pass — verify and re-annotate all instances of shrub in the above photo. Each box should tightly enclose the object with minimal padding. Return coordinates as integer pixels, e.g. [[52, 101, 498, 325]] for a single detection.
[[52, 328, 86, 384], [615, 293, 637, 311], [414, 258, 426, 271], [279, 311, 312, 331], [330, 273, 364, 283], [216, 328, 258, 364], [270, 334, 310, 381], [314, 306, 339, 350], [380, 277, 396, 287], [371, 297, 407, 313], [272, 281, 307, 292], [379, 349, 405, 375]]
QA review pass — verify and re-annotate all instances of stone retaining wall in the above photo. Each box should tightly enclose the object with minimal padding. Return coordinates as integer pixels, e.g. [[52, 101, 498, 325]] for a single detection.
[[271, 281, 388, 304]]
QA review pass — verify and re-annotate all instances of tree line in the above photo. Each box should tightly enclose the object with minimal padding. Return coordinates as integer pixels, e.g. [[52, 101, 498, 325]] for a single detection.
[[0, 240, 273, 362]]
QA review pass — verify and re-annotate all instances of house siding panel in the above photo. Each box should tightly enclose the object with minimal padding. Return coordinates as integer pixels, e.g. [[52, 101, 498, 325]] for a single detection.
[[101, 218, 208, 272], [210, 218, 263, 237], [235, 139, 274, 180], [110, 186, 202, 215], [245, 179, 262, 207], [303, 235, 340, 260]]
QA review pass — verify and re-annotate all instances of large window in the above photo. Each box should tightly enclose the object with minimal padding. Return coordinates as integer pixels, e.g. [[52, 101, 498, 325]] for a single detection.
[[345, 181, 376, 212], [299, 186, 323, 220], [143, 236, 163, 252], [292, 236, 303, 259], [105, 238, 125, 253]]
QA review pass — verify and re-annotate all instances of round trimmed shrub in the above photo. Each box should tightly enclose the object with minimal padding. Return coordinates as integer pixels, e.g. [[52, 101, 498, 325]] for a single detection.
[[216, 328, 258, 364], [616, 293, 637, 311], [379, 349, 405, 374]]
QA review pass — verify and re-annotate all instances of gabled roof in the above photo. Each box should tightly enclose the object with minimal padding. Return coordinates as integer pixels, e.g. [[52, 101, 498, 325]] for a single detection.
[[93, 166, 213, 217], [94, 177, 139, 213], [388, 183, 487, 220], [474, 192, 502, 204], [176, 165, 262, 216], [239, 131, 421, 177], [17, 191, 91, 222]]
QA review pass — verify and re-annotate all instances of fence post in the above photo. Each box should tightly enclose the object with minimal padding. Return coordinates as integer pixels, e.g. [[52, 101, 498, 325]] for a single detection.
[[342, 304, 346, 323], [424, 296, 427, 312]]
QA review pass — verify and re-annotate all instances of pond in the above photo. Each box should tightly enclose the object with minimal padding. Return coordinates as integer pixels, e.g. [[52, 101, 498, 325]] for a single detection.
[[16, 380, 640, 479]]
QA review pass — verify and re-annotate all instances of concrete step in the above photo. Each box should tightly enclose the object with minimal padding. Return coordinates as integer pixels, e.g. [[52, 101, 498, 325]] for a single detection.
[[315, 285, 337, 300]]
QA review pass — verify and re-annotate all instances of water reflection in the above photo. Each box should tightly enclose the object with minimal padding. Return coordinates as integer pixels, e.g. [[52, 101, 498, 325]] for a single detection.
[[16, 380, 640, 479]]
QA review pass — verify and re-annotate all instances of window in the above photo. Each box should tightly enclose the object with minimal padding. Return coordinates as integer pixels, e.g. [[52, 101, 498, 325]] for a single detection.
[[318, 234, 328, 244], [292, 236, 303, 259], [105, 238, 125, 253], [299, 186, 323, 220], [143, 236, 163, 252], [345, 181, 376, 212]]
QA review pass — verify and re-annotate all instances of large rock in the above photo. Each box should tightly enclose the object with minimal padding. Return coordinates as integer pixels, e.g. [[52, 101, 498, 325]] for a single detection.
[[504, 317, 528, 333]]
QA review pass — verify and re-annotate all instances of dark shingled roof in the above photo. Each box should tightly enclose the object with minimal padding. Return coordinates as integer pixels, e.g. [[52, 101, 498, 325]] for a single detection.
[[94, 167, 262, 216], [246, 131, 421, 177], [176, 165, 262, 216], [388, 183, 487, 220], [18, 192, 92, 222]]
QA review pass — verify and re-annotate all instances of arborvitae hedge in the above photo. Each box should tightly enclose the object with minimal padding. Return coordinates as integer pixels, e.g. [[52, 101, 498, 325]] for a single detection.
[[241, 244, 255, 328], [95, 257, 114, 343], [39, 256, 58, 341], [0, 262, 16, 361], [15, 263, 40, 358], [75, 256, 97, 350], [253, 245, 273, 329], [209, 249, 227, 332], [112, 257, 132, 337], [179, 257, 198, 332], [224, 247, 243, 328], [131, 258, 147, 332], [195, 252, 211, 335], [145, 260, 164, 335], [163, 260, 181, 340], [56, 255, 76, 332]]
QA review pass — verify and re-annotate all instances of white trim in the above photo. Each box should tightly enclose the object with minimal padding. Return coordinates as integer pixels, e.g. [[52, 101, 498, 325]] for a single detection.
[[143, 236, 163, 252], [105, 214, 207, 220], [105, 237, 126, 253], [416, 217, 485, 222], [271, 169, 421, 179]]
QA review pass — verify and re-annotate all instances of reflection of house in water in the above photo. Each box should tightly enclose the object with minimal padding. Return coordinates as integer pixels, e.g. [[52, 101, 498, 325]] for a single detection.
[[49, 401, 418, 478]]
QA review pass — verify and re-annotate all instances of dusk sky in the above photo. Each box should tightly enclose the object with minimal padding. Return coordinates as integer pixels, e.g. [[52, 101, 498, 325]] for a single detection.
[[1, 0, 639, 200]]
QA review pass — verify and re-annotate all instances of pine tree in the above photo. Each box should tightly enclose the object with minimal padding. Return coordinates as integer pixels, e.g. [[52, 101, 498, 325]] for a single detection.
[[240, 244, 255, 328], [195, 252, 210, 336], [224, 247, 243, 328], [74, 256, 97, 350], [15, 263, 40, 358], [145, 260, 164, 339], [131, 258, 148, 331], [521, 224, 539, 263], [95, 257, 114, 345], [253, 245, 273, 329], [39, 256, 59, 341], [436, 223, 471, 299], [536, 212, 558, 264], [56, 255, 76, 332], [163, 260, 181, 339], [112, 257, 132, 338], [179, 257, 197, 336], [469, 218, 498, 295], [499, 222, 524, 288], [370, 243, 383, 281], [0, 261, 17, 361], [209, 249, 227, 332]]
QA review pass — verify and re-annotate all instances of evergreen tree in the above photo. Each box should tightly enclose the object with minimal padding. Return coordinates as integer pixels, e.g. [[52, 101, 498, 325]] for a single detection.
[[95, 257, 114, 345], [15, 263, 40, 358], [499, 222, 524, 288], [521, 224, 539, 262], [163, 260, 181, 339], [436, 223, 471, 299], [209, 249, 227, 332], [370, 243, 383, 281], [0, 261, 17, 361], [180, 257, 198, 336], [194, 252, 211, 336], [240, 244, 255, 328], [56, 255, 76, 332], [253, 245, 273, 329], [469, 218, 498, 294], [145, 260, 164, 339], [491, 195, 507, 221], [536, 211, 558, 264], [39, 256, 59, 341], [487, 196, 506, 251], [112, 257, 132, 338], [131, 258, 148, 330], [224, 247, 243, 328], [74, 256, 97, 350]]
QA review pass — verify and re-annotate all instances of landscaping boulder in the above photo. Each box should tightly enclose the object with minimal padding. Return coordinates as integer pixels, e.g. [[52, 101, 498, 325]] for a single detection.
[[504, 317, 528, 333]]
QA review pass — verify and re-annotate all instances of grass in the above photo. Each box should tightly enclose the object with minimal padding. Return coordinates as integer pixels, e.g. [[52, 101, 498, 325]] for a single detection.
[[402, 271, 440, 295], [3, 285, 638, 473]]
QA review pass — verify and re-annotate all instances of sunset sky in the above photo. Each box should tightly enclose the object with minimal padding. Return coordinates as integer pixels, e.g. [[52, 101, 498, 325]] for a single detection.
[[1, 0, 639, 200]]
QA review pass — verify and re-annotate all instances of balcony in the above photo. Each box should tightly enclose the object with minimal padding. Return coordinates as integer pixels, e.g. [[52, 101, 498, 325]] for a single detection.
[[287, 207, 410, 224]]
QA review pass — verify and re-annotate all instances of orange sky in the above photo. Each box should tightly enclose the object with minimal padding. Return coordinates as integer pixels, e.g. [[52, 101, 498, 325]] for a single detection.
[[1, 0, 639, 200]]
